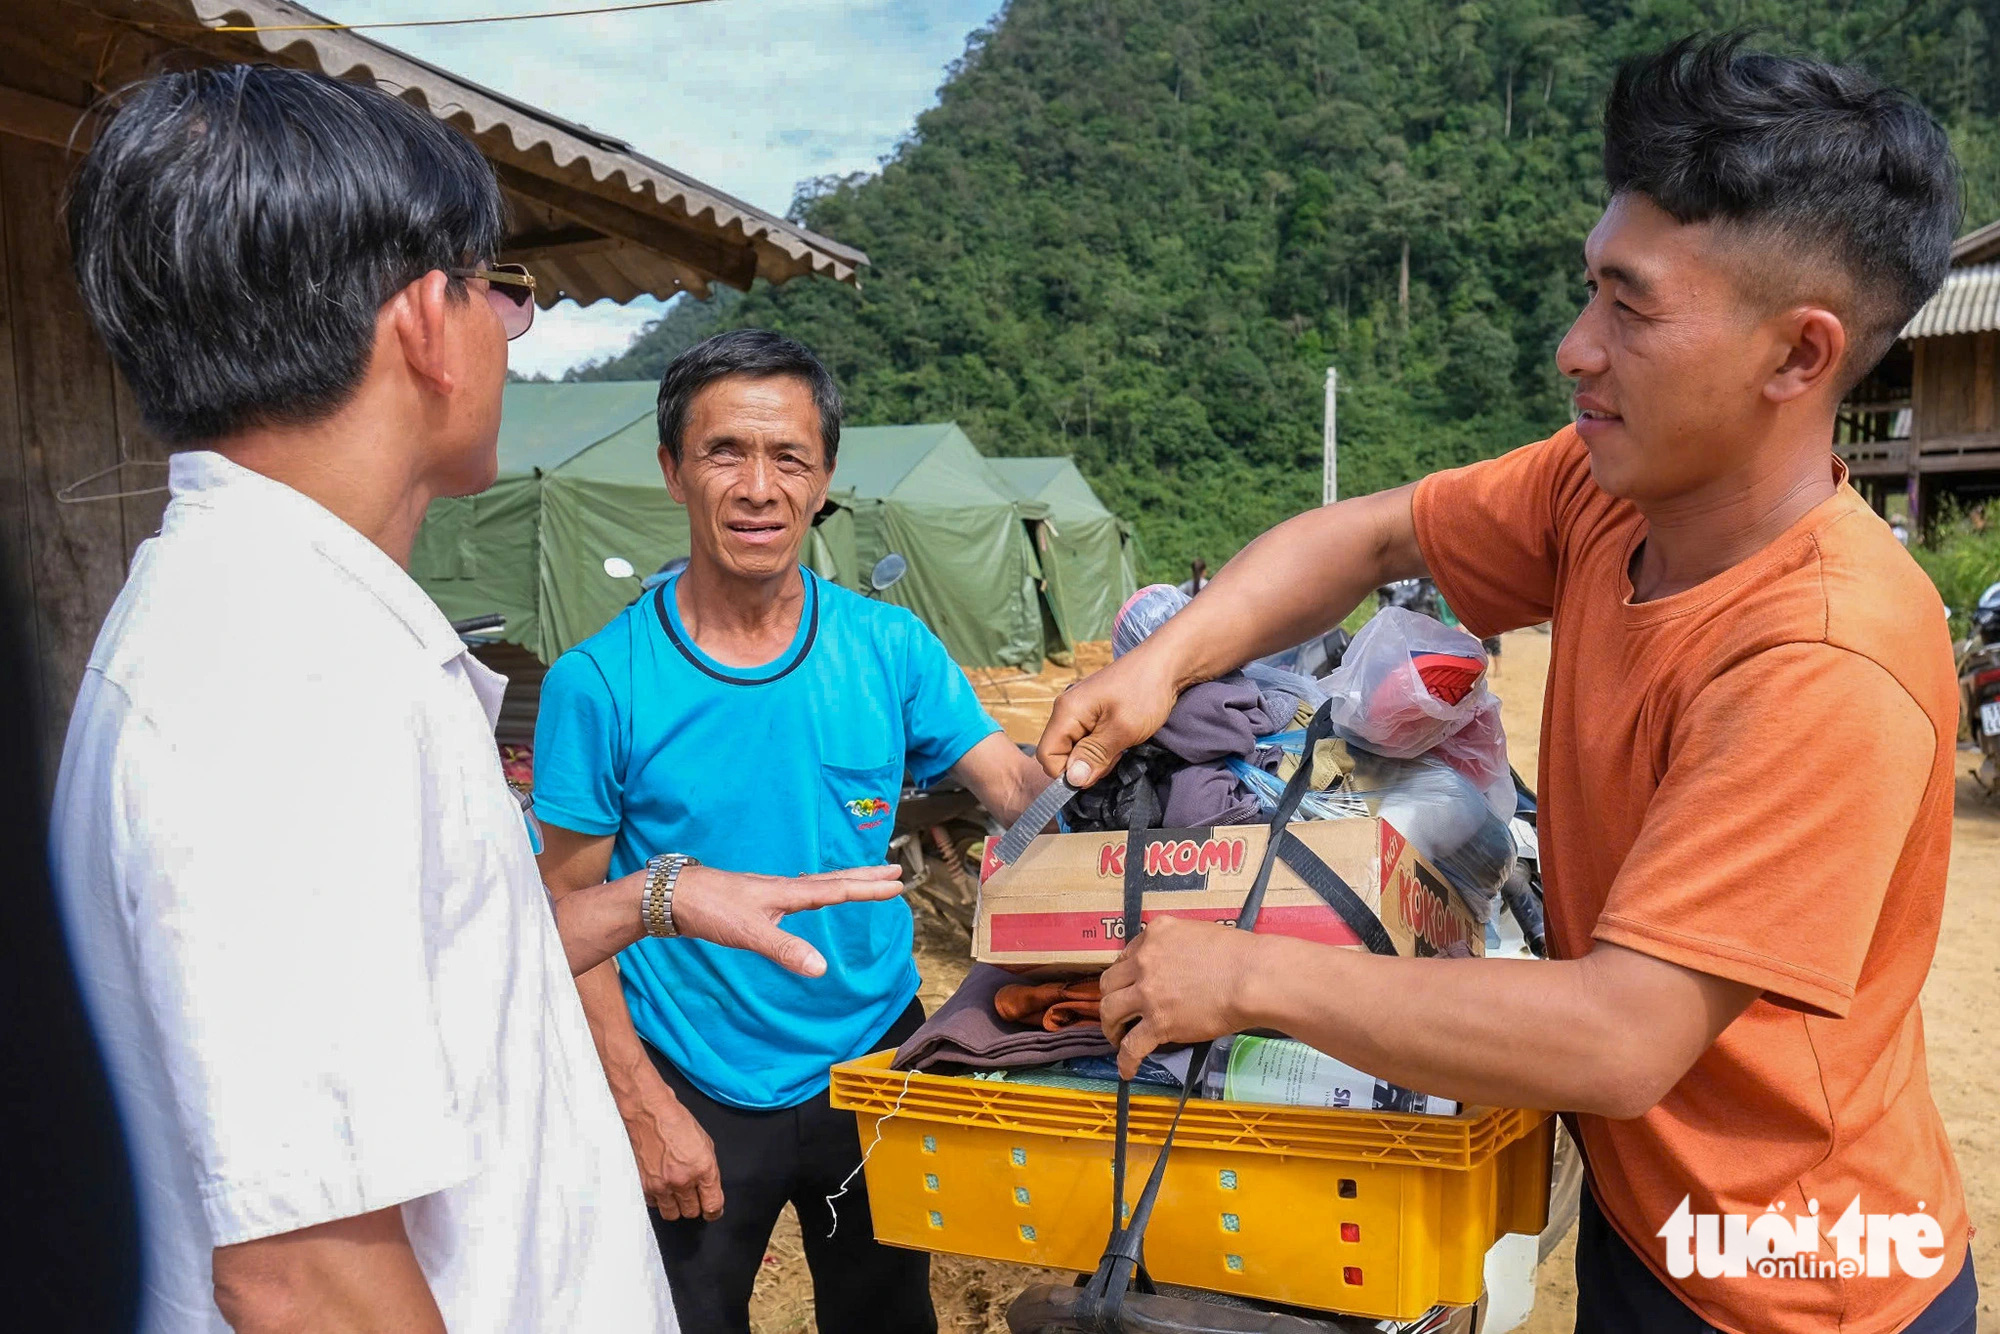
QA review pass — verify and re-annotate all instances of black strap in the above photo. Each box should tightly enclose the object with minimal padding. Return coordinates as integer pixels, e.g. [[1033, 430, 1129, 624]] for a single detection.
[[1276, 833, 1399, 957], [1080, 1067, 1199, 1325], [1106, 776, 1159, 1286], [1080, 699, 1398, 1326], [1235, 699, 1339, 934], [1110, 800, 1149, 1244]]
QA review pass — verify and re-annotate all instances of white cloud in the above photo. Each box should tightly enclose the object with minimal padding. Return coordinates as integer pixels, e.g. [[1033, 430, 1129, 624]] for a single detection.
[[312, 0, 1000, 372], [509, 296, 667, 379]]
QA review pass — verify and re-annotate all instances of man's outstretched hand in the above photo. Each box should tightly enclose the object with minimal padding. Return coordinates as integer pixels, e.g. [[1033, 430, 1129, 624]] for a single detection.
[[1036, 648, 1182, 787], [672, 864, 905, 976]]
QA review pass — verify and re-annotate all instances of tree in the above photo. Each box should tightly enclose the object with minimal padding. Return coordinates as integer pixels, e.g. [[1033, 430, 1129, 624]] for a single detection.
[[569, 0, 2000, 579]]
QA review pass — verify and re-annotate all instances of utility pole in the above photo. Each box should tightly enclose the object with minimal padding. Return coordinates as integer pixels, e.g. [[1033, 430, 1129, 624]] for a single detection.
[[1322, 366, 1339, 505]]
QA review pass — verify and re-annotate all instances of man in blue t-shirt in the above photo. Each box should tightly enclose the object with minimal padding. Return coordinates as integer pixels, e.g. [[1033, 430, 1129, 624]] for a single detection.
[[534, 330, 1048, 1334]]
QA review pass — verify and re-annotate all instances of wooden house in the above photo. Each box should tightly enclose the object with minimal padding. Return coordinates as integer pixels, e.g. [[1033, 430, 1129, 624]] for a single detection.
[[1840, 219, 2000, 526]]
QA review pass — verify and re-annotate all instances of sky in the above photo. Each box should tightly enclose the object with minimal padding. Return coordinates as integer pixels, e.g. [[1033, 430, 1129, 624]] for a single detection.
[[311, 0, 1000, 377]]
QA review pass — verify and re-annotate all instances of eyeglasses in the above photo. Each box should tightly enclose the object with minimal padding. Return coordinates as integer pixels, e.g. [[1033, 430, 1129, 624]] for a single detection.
[[448, 263, 537, 340]]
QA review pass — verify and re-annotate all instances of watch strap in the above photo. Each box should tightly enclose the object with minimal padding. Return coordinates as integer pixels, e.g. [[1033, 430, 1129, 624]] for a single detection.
[[643, 853, 699, 939]]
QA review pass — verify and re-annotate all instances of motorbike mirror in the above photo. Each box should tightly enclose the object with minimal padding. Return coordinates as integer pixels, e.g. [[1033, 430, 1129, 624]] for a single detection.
[[870, 553, 909, 593], [602, 556, 636, 581]]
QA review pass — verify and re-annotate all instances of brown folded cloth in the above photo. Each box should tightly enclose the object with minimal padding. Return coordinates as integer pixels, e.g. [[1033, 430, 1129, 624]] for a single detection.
[[892, 965, 1115, 1072], [994, 977, 1103, 1031], [1043, 997, 1103, 1030]]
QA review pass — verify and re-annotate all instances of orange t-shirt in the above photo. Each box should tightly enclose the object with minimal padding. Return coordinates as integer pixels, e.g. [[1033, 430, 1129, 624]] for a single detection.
[[1413, 428, 1967, 1334]]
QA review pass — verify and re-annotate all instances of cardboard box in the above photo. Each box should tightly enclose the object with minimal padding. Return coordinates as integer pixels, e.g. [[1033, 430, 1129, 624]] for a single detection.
[[974, 817, 1481, 968]]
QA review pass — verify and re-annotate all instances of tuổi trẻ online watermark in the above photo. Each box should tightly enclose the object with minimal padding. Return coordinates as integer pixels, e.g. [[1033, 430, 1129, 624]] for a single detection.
[[1657, 1196, 1947, 1280]]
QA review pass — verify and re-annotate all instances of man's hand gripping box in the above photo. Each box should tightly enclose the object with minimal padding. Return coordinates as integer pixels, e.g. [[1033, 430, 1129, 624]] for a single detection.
[[974, 818, 1481, 968]]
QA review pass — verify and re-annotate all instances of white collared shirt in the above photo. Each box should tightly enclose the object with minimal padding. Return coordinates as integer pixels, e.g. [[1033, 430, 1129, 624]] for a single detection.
[[50, 452, 677, 1332]]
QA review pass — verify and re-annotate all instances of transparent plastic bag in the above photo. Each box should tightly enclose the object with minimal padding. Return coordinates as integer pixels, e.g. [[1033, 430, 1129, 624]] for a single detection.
[[1320, 607, 1512, 817], [1224, 756, 1363, 822], [1226, 745, 1511, 922], [1430, 697, 1514, 819], [1241, 660, 1330, 713], [1347, 749, 1512, 922], [1320, 606, 1489, 755], [1111, 584, 1190, 657]]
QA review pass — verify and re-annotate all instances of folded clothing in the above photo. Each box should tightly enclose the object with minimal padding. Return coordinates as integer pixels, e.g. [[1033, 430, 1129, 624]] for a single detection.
[[1067, 674, 1300, 830], [1269, 732, 1356, 790], [994, 976, 1103, 1031], [892, 964, 1114, 1072], [957, 1049, 1196, 1094], [1151, 673, 1291, 764], [1067, 742, 1179, 832], [1162, 759, 1264, 827]]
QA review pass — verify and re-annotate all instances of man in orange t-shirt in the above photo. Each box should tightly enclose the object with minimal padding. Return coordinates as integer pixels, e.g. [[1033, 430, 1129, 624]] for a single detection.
[[1041, 36, 1976, 1334]]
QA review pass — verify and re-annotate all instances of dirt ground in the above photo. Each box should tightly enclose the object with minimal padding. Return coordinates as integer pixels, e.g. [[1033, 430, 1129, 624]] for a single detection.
[[966, 639, 1112, 746], [751, 627, 2000, 1332]]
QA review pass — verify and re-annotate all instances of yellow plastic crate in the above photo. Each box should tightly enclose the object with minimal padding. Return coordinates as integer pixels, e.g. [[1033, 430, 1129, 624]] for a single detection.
[[829, 1050, 1552, 1322]]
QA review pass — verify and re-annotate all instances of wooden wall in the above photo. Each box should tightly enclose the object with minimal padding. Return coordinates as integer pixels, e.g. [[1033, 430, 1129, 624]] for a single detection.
[[0, 124, 167, 793], [470, 641, 548, 749], [1913, 331, 2000, 441]]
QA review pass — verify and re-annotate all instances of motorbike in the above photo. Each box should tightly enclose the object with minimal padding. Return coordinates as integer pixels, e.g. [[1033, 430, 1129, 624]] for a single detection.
[[1375, 578, 1443, 621], [887, 762, 1004, 936], [1499, 772, 1546, 960], [1258, 626, 1352, 679], [1958, 581, 2000, 796]]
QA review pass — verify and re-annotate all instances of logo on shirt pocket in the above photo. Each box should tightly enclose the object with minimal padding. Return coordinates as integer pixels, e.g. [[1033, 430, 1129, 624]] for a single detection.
[[845, 796, 891, 830]]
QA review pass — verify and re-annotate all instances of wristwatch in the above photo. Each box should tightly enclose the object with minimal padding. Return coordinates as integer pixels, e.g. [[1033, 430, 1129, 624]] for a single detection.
[[642, 853, 698, 939]]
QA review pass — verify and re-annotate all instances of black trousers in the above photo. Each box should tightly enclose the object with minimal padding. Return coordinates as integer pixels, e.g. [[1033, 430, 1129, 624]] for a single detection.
[[644, 999, 936, 1334], [1575, 1188, 1977, 1334]]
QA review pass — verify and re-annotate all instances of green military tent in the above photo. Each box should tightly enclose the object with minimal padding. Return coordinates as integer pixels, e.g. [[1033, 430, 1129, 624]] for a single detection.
[[411, 390, 1050, 669], [412, 382, 669, 664], [988, 457, 1140, 645], [831, 424, 1046, 670]]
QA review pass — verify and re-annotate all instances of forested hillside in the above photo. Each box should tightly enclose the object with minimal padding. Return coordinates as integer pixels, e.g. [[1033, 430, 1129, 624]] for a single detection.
[[570, 0, 2000, 579]]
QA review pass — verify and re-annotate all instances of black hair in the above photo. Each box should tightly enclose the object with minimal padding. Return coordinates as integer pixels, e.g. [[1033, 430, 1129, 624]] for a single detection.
[[67, 64, 506, 444], [1603, 34, 1959, 382], [656, 329, 843, 466]]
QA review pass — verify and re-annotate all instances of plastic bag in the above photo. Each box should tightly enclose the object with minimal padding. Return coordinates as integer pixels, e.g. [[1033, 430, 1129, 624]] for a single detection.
[[1111, 583, 1190, 657], [1319, 607, 1513, 817], [1319, 606, 1488, 754], [1224, 756, 1364, 822], [1430, 696, 1515, 819], [1224, 746, 1509, 923], [1348, 749, 1513, 922], [1241, 659, 1329, 714]]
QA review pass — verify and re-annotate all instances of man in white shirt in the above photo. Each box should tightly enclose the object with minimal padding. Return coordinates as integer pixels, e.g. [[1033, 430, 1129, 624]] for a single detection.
[[50, 65, 898, 1333]]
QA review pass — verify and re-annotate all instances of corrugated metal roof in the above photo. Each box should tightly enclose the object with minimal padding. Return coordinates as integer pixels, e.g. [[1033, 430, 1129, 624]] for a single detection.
[[1903, 262, 2000, 340], [1953, 218, 2000, 266], [117, 1, 867, 303]]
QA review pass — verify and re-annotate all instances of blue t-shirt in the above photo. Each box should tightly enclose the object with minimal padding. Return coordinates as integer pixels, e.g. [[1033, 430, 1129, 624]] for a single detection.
[[532, 568, 998, 1109]]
